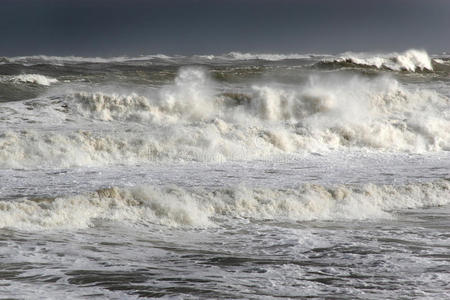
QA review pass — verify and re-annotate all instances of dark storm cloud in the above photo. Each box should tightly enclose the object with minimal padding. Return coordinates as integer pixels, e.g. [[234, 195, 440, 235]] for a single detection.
[[1, 0, 449, 56]]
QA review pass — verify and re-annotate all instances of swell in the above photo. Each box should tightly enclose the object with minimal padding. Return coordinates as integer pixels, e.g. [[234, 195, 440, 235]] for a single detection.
[[1, 180, 448, 230]]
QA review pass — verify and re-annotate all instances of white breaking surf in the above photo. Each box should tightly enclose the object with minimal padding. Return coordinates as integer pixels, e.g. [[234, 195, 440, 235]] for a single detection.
[[0, 180, 449, 230]]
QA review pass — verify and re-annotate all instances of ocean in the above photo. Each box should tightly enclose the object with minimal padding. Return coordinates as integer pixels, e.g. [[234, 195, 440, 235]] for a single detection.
[[0, 49, 449, 299]]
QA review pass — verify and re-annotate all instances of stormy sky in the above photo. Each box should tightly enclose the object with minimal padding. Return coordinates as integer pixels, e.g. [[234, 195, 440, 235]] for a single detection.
[[1, 0, 449, 56]]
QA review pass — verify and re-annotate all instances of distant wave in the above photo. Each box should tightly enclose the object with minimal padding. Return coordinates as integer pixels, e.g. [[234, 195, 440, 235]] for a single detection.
[[319, 49, 433, 72], [0, 74, 58, 86], [0, 52, 323, 65], [1, 180, 449, 230], [0, 54, 172, 65], [433, 58, 450, 66], [224, 52, 318, 61], [0, 49, 443, 70]]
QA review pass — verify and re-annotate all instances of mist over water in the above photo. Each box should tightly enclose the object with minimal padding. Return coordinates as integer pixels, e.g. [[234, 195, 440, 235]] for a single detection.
[[0, 49, 449, 299]]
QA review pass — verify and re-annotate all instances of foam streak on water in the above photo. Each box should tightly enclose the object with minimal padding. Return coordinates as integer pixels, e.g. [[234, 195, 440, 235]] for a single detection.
[[0, 49, 449, 299]]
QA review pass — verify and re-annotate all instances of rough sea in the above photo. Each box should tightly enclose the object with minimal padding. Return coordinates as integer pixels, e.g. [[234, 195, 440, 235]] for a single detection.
[[0, 49, 449, 299]]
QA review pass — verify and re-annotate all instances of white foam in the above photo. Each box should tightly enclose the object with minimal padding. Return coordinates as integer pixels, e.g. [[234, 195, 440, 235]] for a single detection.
[[1, 180, 448, 230], [332, 49, 433, 72]]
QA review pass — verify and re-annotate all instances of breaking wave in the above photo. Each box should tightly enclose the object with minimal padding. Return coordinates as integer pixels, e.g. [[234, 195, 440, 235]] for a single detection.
[[0, 67, 449, 168], [0, 180, 448, 230], [321, 49, 433, 72], [65, 69, 450, 154]]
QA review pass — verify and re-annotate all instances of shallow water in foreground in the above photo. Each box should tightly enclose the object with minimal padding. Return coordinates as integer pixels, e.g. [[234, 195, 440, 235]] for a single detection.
[[1, 205, 449, 299], [0, 50, 449, 299]]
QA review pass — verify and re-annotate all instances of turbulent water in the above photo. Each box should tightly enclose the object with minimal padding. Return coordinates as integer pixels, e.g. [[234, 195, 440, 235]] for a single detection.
[[0, 49, 449, 299]]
